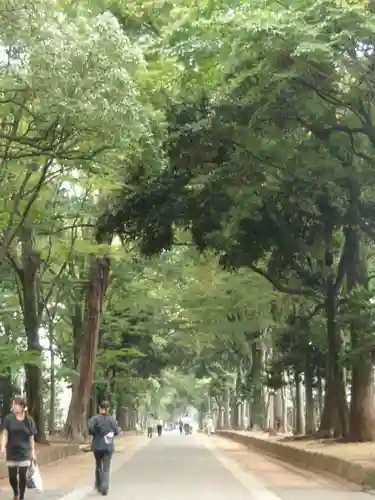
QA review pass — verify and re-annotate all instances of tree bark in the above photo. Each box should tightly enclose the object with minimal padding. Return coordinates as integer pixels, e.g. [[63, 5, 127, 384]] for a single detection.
[[317, 211, 348, 438], [64, 256, 110, 439], [48, 321, 56, 434], [20, 227, 46, 443], [231, 369, 241, 429], [345, 209, 375, 441], [246, 397, 252, 429], [293, 372, 304, 435], [231, 398, 239, 429], [250, 341, 265, 429], [305, 350, 315, 435], [274, 389, 282, 432], [316, 375, 323, 425], [240, 401, 247, 429], [223, 386, 231, 429], [71, 301, 84, 370], [280, 385, 287, 433], [318, 275, 348, 437], [217, 407, 223, 429]]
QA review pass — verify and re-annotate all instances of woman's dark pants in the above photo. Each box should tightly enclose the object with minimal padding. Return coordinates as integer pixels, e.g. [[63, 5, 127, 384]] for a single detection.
[[8, 466, 28, 500], [94, 451, 112, 495]]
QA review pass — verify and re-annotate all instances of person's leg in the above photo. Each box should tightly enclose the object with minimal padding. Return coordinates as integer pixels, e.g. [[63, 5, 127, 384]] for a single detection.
[[18, 466, 28, 500], [100, 453, 112, 495], [94, 452, 103, 491], [8, 466, 19, 499]]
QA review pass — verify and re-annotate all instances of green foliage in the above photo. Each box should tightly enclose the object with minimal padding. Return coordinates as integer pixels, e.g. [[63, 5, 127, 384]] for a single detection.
[[2, 0, 375, 442]]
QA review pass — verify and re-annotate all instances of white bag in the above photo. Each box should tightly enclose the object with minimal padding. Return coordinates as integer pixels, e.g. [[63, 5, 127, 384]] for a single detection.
[[26, 462, 43, 492], [104, 432, 114, 445]]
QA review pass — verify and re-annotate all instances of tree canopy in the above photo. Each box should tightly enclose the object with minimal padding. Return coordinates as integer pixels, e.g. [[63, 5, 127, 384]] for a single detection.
[[1, 0, 375, 444]]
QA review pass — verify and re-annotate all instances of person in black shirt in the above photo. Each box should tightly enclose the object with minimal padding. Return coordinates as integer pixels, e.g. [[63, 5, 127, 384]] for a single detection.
[[0, 396, 37, 500], [88, 401, 120, 496]]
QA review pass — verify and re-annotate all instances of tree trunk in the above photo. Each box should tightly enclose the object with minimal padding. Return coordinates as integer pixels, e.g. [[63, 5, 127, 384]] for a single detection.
[[250, 341, 265, 429], [280, 385, 287, 433], [274, 390, 282, 432], [223, 386, 231, 429], [71, 301, 84, 370], [345, 212, 375, 441], [293, 372, 304, 435], [316, 375, 323, 425], [217, 406, 224, 429], [20, 227, 46, 443], [48, 322, 56, 434], [247, 397, 252, 429], [318, 277, 348, 437], [117, 407, 126, 429], [64, 256, 110, 439], [231, 398, 239, 429], [305, 350, 315, 435], [240, 401, 247, 429], [88, 384, 98, 418]]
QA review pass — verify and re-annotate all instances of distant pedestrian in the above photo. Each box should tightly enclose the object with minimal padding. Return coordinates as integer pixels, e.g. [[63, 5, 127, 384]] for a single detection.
[[146, 415, 154, 438], [135, 422, 142, 435], [0, 396, 37, 500], [205, 415, 214, 436], [88, 401, 120, 496], [178, 420, 183, 434], [156, 418, 163, 437]]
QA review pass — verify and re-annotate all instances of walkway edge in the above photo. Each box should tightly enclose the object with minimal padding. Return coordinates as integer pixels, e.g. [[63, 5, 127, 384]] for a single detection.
[[216, 430, 375, 490], [202, 434, 282, 500]]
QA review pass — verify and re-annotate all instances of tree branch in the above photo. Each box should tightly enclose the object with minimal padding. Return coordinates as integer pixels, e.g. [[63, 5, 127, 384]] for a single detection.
[[248, 264, 319, 298]]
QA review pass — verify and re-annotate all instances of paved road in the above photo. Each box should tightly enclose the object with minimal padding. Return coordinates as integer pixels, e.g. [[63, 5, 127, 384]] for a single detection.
[[52, 432, 373, 500]]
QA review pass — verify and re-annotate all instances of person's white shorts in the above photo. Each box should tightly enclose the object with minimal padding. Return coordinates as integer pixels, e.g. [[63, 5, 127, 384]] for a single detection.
[[7, 460, 31, 467]]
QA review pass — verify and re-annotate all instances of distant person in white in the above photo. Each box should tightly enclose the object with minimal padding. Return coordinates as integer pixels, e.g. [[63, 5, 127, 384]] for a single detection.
[[205, 415, 214, 436]]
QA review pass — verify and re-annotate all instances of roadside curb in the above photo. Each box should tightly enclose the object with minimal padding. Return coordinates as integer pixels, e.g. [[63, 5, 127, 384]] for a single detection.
[[216, 430, 375, 490]]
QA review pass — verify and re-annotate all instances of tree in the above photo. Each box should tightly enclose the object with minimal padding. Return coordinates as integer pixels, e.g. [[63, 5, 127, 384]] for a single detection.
[[104, 0, 375, 441]]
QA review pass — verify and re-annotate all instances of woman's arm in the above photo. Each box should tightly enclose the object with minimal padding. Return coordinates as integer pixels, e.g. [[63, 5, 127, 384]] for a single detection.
[[30, 435, 36, 460], [0, 429, 7, 456], [87, 416, 97, 436], [28, 417, 37, 460]]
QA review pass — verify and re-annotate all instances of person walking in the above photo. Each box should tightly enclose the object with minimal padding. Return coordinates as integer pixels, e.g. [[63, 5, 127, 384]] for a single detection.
[[156, 418, 163, 437], [182, 415, 190, 435], [88, 401, 120, 496], [0, 396, 37, 500], [178, 420, 183, 435], [146, 414, 154, 438], [205, 415, 214, 436]]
